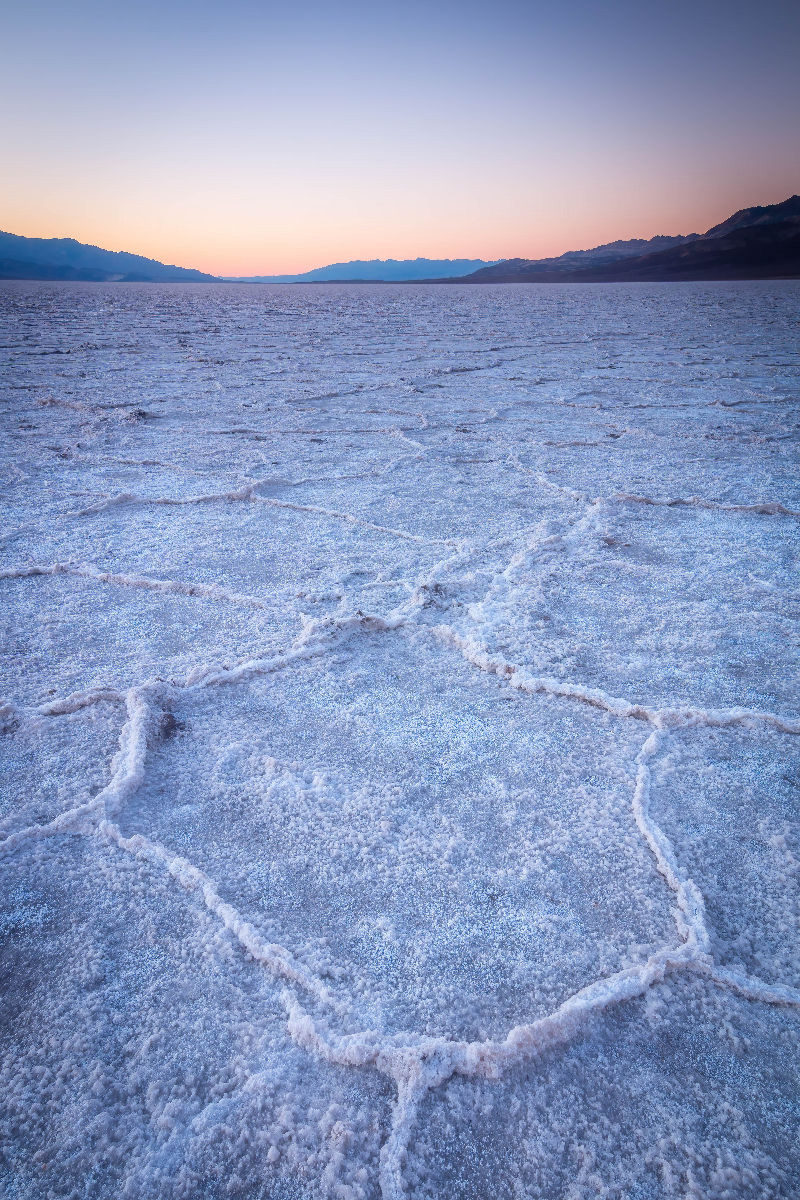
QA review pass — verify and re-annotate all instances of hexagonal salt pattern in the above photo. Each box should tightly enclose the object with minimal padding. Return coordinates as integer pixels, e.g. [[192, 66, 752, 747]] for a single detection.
[[114, 625, 674, 1040]]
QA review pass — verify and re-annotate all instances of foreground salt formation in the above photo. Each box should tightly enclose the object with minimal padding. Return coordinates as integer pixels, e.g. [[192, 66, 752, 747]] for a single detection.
[[1, 280, 798, 1198]]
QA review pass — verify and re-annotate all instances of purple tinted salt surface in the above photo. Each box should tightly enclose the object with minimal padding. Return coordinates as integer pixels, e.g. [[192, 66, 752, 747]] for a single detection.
[[1, 280, 799, 1198]]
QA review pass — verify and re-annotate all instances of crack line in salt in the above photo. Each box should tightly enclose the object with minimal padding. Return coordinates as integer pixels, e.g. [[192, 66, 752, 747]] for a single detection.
[[506, 463, 800, 518], [69, 488, 457, 547], [0, 562, 272, 609], [434, 625, 800, 734]]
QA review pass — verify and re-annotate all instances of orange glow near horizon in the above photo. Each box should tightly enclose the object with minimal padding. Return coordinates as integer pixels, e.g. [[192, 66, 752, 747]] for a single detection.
[[4, 174, 799, 278], [1, 1, 798, 277]]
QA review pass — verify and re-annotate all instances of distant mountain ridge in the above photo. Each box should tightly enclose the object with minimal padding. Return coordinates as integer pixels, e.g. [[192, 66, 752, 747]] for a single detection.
[[0, 231, 216, 282], [459, 196, 800, 283], [463, 233, 699, 281], [1, 197, 797, 284], [229, 258, 498, 283]]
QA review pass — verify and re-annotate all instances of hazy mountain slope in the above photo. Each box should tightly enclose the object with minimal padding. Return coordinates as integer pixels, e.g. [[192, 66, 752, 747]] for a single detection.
[[231, 258, 498, 282], [464, 233, 697, 281], [0, 232, 217, 282]]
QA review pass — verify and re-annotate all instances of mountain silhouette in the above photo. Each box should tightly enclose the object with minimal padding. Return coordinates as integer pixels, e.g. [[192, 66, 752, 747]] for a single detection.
[[0, 232, 216, 282], [1, 197, 798, 284], [458, 197, 800, 282]]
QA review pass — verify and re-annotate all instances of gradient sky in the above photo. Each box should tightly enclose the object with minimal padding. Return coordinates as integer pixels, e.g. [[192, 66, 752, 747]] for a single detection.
[[2, 0, 798, 275]]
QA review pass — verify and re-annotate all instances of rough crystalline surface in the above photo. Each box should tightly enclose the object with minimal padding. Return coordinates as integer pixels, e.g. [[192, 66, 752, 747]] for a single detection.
[[1, 279, 798, 1199]]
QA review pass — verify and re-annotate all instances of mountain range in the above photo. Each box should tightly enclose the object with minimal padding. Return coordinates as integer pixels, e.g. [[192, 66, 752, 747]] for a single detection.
[[460, 197, 800, 282], [229, 258, 498, 282], [1, 196, 798, 284]]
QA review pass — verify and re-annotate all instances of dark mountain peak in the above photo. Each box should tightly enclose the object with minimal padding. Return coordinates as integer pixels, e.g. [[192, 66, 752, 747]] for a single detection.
[[458, 196, 800, 283], [703, 195, 800, 239]]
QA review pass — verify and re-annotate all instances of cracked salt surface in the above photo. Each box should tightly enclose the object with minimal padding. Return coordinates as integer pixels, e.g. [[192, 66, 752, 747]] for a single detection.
[[1, 280, 799, 1198]]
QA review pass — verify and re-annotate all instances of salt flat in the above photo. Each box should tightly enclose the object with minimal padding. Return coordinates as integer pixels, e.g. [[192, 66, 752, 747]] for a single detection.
[[1, 280, 798, 1199]]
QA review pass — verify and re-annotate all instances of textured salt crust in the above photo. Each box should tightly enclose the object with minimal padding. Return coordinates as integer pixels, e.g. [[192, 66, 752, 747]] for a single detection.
[[406, 975, 800, 1198], [0, 560, 273, 608], [73, 487, 458, 547], [0, 568, 290, 704], [2, 281, 799, 1198], [2, 596, 798, 1196], [0, 836, 391, 1200], [0, 701, 122, 837], [112, 629, 676, 1040], [648, 725, 800, 990], [444, 496, 800, 716]]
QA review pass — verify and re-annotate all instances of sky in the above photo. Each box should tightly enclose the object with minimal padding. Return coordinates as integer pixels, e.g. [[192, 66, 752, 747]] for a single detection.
[[1, 0, 798, 275]]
